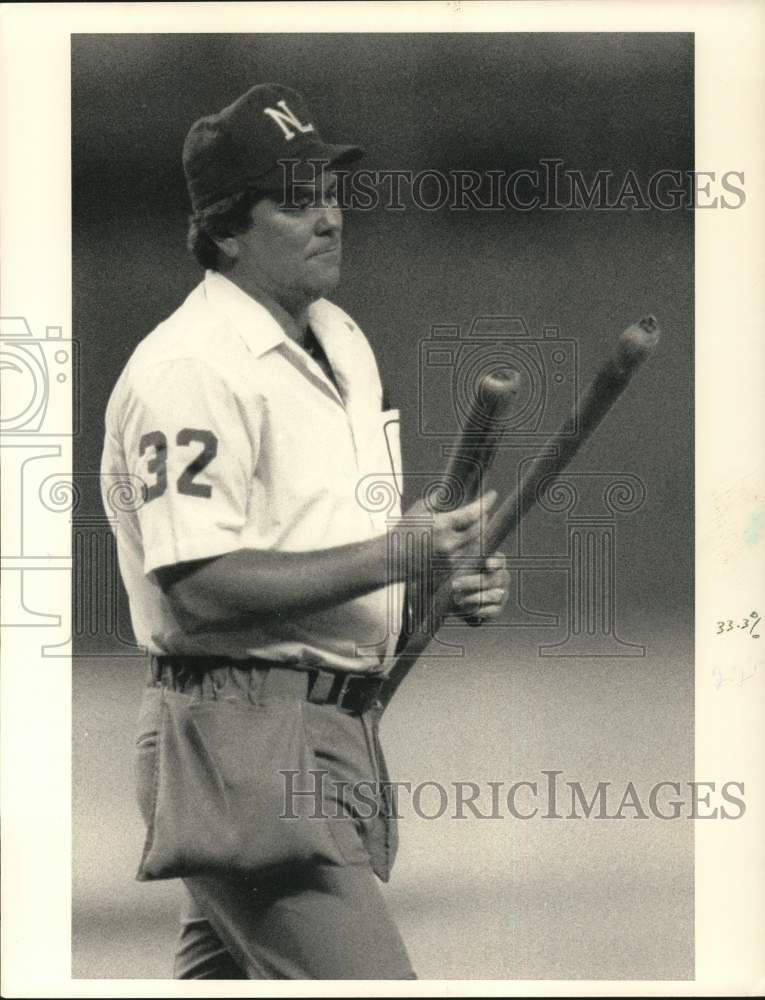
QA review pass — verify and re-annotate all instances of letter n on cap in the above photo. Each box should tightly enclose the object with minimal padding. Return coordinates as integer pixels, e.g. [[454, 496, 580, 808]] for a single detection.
[[263, 100, 315, 141]]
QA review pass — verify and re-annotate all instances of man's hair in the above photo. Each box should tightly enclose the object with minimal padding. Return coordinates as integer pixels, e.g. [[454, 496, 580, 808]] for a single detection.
[[187, 187, 268, 271]]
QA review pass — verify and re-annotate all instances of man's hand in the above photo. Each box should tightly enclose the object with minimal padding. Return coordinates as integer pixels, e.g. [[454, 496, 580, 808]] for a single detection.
[[447, 551, 509, 624], [396, 491, 498, 567], [157, 492, 501, 632]]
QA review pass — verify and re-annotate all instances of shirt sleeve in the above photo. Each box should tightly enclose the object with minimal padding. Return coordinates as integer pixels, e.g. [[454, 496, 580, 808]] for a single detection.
[[119, 357, 258, 575]]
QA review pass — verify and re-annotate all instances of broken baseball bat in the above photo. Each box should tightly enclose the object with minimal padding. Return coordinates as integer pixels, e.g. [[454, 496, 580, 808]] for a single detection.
[[430, 368, 521, 513], [396, 369, 521, 640], [380, 316, 661, 708]]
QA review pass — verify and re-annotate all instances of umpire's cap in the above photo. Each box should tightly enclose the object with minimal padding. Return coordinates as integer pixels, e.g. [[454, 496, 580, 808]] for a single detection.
[[183, 83, 363, 212]]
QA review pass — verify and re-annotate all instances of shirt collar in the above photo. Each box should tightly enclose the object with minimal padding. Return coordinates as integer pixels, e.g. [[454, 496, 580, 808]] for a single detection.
[[202, 270, 353, 406], [306, 299, 358, 405], [203, 270, 288, 359]]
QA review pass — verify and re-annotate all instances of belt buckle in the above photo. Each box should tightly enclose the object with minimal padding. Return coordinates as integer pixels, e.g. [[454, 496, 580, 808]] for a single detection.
[[337, 674, 386, 714]]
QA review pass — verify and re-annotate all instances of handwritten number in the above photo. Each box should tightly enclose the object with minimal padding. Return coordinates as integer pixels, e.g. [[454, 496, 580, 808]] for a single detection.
[[177, 429, 217, 498], [713, 613, 762, 686], [139, 431, 168, 502], [716, 613, 761, 639]]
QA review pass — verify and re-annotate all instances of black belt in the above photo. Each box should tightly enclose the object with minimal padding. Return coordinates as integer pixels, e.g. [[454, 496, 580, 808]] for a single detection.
[[151, 655, 389, 716]]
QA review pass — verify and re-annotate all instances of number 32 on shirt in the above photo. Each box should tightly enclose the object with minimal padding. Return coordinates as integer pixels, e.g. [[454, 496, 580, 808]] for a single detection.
[[139, 428, 218, 501]]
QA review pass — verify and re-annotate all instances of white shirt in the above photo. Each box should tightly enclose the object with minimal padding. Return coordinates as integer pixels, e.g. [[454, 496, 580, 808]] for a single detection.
[[101, 270, 404, 671]]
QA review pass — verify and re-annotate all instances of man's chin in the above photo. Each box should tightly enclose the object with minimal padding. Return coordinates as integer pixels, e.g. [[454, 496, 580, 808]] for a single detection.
[[308, 270, 341, 299]]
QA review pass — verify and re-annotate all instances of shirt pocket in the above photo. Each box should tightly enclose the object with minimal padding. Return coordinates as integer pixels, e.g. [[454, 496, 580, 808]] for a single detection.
[[381, 409, 403, 505], [358, 409, 402, 530]]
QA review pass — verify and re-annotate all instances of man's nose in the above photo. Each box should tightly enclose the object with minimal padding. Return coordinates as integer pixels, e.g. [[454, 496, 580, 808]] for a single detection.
[[314, 203, 342, 235]]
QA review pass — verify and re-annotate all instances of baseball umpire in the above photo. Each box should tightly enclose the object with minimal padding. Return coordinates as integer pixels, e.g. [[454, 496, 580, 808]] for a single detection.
[[101, 82, 509, 980]]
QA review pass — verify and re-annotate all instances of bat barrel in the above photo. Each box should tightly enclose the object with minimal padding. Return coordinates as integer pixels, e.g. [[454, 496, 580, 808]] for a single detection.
[[403, 368, 520, 645], [484, 316, 660, 551], [433, 369, 520, 510], [381, 317, 661, 707]]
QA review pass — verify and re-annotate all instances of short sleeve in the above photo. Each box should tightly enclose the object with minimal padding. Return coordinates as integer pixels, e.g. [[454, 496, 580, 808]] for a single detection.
[[119, 358, 258, 574]]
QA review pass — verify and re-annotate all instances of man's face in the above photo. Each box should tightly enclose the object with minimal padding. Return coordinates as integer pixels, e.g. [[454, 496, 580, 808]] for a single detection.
[[232, 170, 343, 313]]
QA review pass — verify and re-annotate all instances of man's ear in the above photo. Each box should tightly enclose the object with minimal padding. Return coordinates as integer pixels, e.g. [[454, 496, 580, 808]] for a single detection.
[[212, 235, 240, 262]]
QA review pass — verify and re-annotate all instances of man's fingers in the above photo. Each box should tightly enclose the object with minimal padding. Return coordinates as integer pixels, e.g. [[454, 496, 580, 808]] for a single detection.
[[484, 551, 507, 570], [452, 573, 485, 592], [456, 588, 506, 609], [452, 496, 498, 553], [453, 517, 483, 549], [449, 490, 497, 530], [452, 569, 509, 593], [465, 602, 504, 626]]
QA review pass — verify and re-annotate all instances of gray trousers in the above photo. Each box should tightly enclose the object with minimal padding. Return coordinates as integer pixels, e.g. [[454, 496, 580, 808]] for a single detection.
[[134, 662, 416, 979]]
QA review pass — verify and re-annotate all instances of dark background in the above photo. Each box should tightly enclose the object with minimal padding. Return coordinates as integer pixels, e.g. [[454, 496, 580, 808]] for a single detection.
[[72, 33, 694, 980]]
